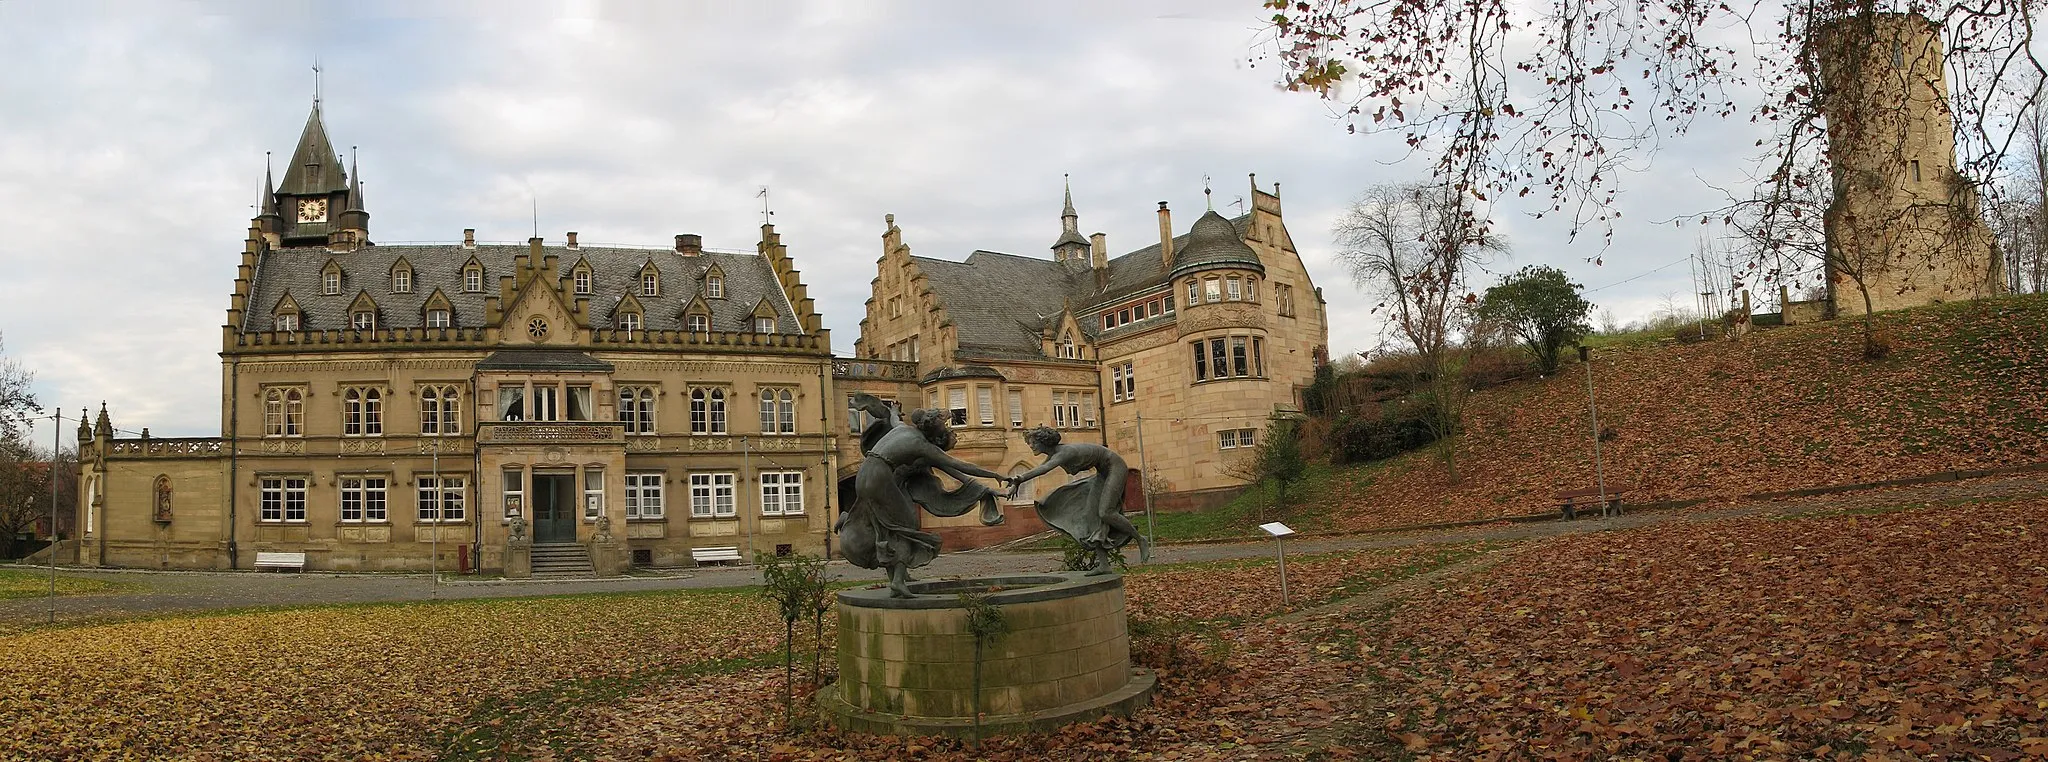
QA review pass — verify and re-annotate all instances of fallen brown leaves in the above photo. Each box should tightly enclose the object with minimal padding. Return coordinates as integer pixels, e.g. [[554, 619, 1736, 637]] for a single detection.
[[1318, 296, 2048, 532], [1344, 497, 2048, 759], [0, 590, 777, 760]]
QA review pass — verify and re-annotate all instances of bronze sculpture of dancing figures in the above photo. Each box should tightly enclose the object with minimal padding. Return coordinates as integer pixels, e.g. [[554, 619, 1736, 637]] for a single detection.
[[837, 393, 1005, 598], [1006, 426, 1151, 575]]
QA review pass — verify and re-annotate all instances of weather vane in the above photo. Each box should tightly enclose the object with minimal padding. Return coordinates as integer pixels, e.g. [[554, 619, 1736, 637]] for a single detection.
[[1203, 174, 1213, 210]]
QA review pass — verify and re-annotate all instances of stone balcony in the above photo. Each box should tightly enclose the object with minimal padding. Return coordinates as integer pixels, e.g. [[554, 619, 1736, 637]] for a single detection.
[[477, 422, 627, 445]]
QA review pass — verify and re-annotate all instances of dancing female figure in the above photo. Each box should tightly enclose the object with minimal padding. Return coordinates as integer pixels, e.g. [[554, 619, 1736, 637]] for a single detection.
[[1006, 426, 1150, 575], [837, 393, 1005, 597]]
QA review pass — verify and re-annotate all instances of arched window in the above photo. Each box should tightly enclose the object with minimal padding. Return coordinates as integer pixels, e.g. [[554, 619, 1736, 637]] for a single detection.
[[687, 314, 709, 332], [264, 388, 305, 436], [274, 313, 299, 332], [619, 312, 642, 332], [420, 385, 460, 435], [344, 387, 383, 436], [759, 388, 796, 434], [692, 388, 727, 434], [619, 386, 656, 434], [351, 311, 376, 330]]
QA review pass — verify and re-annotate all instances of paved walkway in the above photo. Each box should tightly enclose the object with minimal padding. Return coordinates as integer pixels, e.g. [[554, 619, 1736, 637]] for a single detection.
[[5, 473, 2042, 632]]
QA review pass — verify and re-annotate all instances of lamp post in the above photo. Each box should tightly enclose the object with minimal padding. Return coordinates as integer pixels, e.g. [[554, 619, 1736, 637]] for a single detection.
[[47, 408, 61, 622], [1578, 346, 1611, 517]]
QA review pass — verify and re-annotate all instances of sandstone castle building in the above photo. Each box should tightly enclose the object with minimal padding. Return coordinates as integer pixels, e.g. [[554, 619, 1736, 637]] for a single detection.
[[70, 104, 838, 574], [844, 178, 1329, 544], [1786, 11, 2003, 322]]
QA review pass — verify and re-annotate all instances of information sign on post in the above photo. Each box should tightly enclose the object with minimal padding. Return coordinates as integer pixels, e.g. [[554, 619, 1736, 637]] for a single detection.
[[1260, 522, 1295, 609]]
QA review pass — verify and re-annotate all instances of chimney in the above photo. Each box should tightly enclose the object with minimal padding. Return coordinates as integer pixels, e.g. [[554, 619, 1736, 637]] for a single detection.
[[1091, 232, 1109, 288], [463, 228, 476, 248], [1157, 202, 1174, 271], [676, 233, 703, 257], [565, 231, 579, 249]]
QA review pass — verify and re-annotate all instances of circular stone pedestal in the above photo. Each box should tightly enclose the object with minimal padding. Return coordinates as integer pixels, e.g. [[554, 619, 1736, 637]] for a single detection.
[[820, 572, 1156, 738]]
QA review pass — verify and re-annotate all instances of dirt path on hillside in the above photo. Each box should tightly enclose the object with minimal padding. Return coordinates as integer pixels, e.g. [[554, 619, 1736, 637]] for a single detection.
[[5, 473, 2042, 632]]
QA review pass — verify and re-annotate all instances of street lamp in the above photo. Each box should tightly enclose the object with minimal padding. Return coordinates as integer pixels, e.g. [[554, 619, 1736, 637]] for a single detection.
[[1578, 346, 1611, 517]]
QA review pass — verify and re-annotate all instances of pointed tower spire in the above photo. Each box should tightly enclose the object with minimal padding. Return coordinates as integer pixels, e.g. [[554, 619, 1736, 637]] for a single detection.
[[345, 149, 363, 211], [260, 153, 279, 216], [1050, 173, 1090, 262], [278, 103, 346, 196]]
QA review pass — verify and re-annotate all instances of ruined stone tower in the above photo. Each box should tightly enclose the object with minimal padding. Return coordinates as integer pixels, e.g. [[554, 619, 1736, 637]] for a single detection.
[[1813, 12, 2001, 317]]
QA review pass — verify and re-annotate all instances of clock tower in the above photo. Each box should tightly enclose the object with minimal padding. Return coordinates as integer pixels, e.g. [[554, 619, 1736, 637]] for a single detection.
[[257, 102, 369, 250]]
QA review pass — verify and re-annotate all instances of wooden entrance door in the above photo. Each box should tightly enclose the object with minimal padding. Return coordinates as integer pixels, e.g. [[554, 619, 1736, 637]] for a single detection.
[[533, 473, 576, 543]]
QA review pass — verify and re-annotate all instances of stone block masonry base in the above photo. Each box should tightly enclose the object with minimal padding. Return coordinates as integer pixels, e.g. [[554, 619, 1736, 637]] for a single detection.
[[821, 572, 1157, 738]]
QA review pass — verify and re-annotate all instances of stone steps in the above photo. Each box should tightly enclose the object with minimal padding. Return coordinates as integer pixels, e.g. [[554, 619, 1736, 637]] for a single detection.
[[530, 542, 594, 577]]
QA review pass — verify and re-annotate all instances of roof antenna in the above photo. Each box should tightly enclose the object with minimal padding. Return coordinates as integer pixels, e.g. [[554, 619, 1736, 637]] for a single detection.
[[312, 56, 322, 107], [757, 186, 774, 225]]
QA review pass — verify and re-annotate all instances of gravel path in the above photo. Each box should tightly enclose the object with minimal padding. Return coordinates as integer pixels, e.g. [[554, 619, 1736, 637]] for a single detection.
[[5, 473, 2041, 631]]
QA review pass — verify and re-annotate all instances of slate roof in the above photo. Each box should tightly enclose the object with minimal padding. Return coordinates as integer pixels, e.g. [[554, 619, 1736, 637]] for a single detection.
[[243, 243, 800, 334], [475, 349, 614, 372], [908, 213, 1253, 359]]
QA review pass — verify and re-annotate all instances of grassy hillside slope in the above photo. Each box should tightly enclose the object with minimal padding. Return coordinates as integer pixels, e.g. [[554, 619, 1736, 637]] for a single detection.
[[1310, 294, 2048, 532]]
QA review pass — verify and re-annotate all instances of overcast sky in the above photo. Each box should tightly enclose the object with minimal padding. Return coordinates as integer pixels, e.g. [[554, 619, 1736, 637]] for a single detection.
[[0, 0, 1774, 444]]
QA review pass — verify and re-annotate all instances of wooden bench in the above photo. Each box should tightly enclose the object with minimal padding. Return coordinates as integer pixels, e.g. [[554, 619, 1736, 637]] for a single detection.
[[1554, 488, 1628, 520], [691, 546, 744, 566], [254, 551, 306, 572]]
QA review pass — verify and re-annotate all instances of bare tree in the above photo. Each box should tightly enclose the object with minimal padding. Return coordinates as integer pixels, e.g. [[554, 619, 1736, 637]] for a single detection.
[[0, 332, 36, 444], [1263, 0, 2039, 359], [1334, 182, 1507, 482], [0, 442, 71, 558]]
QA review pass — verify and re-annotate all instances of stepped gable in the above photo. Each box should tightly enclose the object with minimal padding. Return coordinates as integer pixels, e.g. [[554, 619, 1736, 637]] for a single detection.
[[241, 243, 798, 333]]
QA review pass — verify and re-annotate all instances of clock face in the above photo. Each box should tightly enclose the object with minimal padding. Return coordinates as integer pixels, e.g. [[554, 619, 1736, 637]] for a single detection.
[[297, 198, 328, 223]]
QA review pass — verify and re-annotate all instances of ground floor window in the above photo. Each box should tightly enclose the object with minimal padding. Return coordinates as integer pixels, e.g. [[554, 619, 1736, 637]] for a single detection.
[[1217, 428, 1258, 450], [259, 477, 308, 522], [419, 476, 467, 522], [760, 471, 805, 516], [583, 468, 605, 520], [690, 473, 736, 518], [339, 476, 388, 522], [625, 473, 665, 519]]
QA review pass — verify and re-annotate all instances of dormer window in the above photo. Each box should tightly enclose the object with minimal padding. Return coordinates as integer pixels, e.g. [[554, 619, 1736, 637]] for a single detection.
[[425, 309, 450, 328], [351, 311, 375, 330], [619, 312, 643, 332], [707, 276, 724, 299], [640, 268, 660, 297], [463, 266, 483, 293], [392, 268, 411, 294], [274, 313, 299, 332], [574, 269, 592, 295], [754, 317, 776, 333], [687, 314, 709, 332], [323, 272, 341, 295]]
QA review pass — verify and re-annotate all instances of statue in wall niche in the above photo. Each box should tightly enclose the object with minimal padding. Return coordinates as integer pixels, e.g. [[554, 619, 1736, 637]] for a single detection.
[[152, 475, 173, 523], [838, 393, 1005, 598], [1006, 426, 1151, 575]]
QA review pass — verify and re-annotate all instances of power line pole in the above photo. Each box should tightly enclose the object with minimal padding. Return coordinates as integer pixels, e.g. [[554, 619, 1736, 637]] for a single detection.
[[48, 408, 61, 623], [1578, 346, 1611, 517], [1133, 412, 1155, 551]]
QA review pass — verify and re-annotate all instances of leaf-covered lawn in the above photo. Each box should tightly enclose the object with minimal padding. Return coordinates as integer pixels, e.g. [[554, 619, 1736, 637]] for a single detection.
[[1311, 295, 2048, 532], [1338, 496, 2048, 759], [0, 568, 131, 599], [0, 589, 778, 760]]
